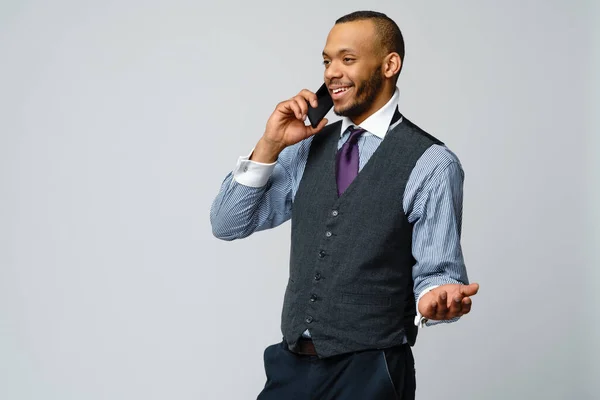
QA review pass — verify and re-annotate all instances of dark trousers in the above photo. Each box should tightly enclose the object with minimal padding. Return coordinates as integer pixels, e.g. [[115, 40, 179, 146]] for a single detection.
[[257, 340, 416, 400]]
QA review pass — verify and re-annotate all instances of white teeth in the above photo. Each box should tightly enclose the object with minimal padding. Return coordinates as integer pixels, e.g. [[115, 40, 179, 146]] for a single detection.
[[333, 87, 349, 94]]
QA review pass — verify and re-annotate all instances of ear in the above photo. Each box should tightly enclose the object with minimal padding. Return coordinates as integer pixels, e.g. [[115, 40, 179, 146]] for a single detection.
[[383, 52, 402, 79]]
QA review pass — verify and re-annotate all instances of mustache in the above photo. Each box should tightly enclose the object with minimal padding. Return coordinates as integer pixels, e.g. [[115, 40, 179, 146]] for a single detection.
[[328, 81, 354, 86]]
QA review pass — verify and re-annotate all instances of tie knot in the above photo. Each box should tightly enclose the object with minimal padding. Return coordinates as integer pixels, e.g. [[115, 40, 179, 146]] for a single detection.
[[347, 126, 365, 144]]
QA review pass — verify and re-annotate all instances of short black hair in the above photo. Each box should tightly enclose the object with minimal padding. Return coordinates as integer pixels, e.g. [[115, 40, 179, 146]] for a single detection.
[[335, 11, 405, 78]]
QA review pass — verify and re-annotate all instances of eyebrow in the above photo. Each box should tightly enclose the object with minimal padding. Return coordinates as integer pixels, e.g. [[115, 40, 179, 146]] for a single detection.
[[322, 48, 357, 57]]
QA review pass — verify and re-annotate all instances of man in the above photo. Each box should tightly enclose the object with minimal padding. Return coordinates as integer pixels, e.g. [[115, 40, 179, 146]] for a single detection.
[[210, 10, 479, 399]]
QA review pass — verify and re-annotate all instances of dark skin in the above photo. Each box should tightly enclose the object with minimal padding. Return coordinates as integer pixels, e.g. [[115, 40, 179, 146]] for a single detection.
[[251, 19, 479, 322]]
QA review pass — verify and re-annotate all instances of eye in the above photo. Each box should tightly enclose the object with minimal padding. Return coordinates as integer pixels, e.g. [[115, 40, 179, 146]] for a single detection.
[[322, 59, 331, 66], [343, 57, 355, 63]]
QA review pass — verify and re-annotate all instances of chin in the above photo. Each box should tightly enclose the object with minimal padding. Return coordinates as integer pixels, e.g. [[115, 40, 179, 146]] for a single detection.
[[333, 101, 355, 117]]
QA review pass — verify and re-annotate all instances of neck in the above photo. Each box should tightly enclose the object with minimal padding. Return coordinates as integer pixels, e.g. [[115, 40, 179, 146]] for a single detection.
[[349, 85, 395, 125]]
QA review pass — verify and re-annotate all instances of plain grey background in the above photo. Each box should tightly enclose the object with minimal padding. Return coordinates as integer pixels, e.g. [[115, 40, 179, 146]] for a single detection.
[[1, 1, 598, 399]]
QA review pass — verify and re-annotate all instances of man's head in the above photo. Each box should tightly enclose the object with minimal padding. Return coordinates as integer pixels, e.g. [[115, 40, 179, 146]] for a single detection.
[[322, 11, 404, 124]]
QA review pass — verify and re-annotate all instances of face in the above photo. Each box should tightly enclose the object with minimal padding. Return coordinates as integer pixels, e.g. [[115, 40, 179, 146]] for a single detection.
[[322, 20, 390, 122]]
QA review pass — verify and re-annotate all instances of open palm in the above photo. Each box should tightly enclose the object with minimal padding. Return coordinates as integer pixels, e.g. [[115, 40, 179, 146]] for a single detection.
[[418, 283, 480, 321]]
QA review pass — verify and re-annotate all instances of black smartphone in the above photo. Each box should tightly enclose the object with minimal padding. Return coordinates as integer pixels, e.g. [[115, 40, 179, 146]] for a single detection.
[[306, 82, 333, 128]]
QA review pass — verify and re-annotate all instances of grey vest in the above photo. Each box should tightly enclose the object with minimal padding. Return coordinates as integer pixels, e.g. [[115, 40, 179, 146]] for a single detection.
[[281, 115, 443, 358]]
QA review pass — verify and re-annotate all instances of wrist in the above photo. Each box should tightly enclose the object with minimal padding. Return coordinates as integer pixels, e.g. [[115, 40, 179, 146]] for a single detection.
[[251, 137, 285, 163]]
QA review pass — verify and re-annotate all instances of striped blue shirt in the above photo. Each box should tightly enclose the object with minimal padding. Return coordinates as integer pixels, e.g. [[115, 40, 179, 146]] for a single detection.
[[210, 88, 469, 327]]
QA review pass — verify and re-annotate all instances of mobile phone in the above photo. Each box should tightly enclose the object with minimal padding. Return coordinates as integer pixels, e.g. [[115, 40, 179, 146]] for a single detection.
[[306, 82, 333, 128]]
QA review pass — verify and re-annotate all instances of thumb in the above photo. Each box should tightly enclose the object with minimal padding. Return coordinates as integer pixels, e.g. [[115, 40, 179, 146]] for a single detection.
[[307, 118, 328, 135], [460, 283, 480, 296]]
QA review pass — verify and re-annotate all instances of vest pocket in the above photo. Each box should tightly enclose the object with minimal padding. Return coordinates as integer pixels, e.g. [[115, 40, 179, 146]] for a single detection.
[[336, 292, 396, 332], [341, 292, 392, 307]]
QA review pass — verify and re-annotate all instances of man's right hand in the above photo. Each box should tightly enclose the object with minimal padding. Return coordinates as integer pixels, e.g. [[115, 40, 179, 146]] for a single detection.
[[250, 89, 329, 163]]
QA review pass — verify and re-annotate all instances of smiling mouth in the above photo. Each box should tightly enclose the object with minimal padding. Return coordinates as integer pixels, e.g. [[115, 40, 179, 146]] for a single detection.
[[330, 86, 352, 100]]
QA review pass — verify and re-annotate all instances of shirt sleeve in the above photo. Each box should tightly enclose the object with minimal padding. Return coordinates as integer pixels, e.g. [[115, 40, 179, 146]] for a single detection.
[[233, 149, 277, 188], [209, 147, 296, 240], [406, 148, 469, 326]]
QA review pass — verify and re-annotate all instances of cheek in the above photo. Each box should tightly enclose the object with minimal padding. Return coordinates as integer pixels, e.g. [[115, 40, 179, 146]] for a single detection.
[[349, 67, 373, 87], [346, 68, 361, 84]]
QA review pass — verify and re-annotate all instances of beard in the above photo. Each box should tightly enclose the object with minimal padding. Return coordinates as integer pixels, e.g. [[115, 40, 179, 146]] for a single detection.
[[334, 66, 384, 118]]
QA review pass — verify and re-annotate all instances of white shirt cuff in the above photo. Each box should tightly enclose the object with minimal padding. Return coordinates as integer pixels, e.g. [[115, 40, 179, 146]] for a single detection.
[[414, 285, 440, 327], [232, 149, 276, 188]]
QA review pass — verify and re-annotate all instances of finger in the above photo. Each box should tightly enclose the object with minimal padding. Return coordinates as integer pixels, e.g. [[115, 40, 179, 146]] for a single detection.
[[460, 297, 472, 315], [436, 290, 449, 318], [417, 292, 434, 318], [292, 96, 309, 119], [298, 89, 318, 108], [286, 100, 304, 120], [459, 283, 480, 297], [307, 118, 329, 135], [448, 295, 462, 316], [420, 300, 438, 320]]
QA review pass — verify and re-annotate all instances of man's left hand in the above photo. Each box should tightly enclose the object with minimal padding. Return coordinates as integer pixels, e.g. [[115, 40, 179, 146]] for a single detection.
[[417, 283, 480, 321]]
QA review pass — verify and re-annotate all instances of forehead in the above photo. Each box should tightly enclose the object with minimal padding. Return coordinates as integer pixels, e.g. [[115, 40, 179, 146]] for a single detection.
[[323, 20, 378, 56]]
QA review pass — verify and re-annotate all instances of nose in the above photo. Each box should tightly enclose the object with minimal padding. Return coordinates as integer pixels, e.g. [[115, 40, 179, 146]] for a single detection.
[[324, 60, 343, 82]]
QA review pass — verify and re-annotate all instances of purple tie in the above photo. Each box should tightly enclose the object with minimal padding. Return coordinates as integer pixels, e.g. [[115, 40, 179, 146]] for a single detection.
[[336, 126, 366, 196]]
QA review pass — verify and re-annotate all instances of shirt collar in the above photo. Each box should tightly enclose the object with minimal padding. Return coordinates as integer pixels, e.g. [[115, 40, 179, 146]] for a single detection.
[[339, 87, 400, 139]]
